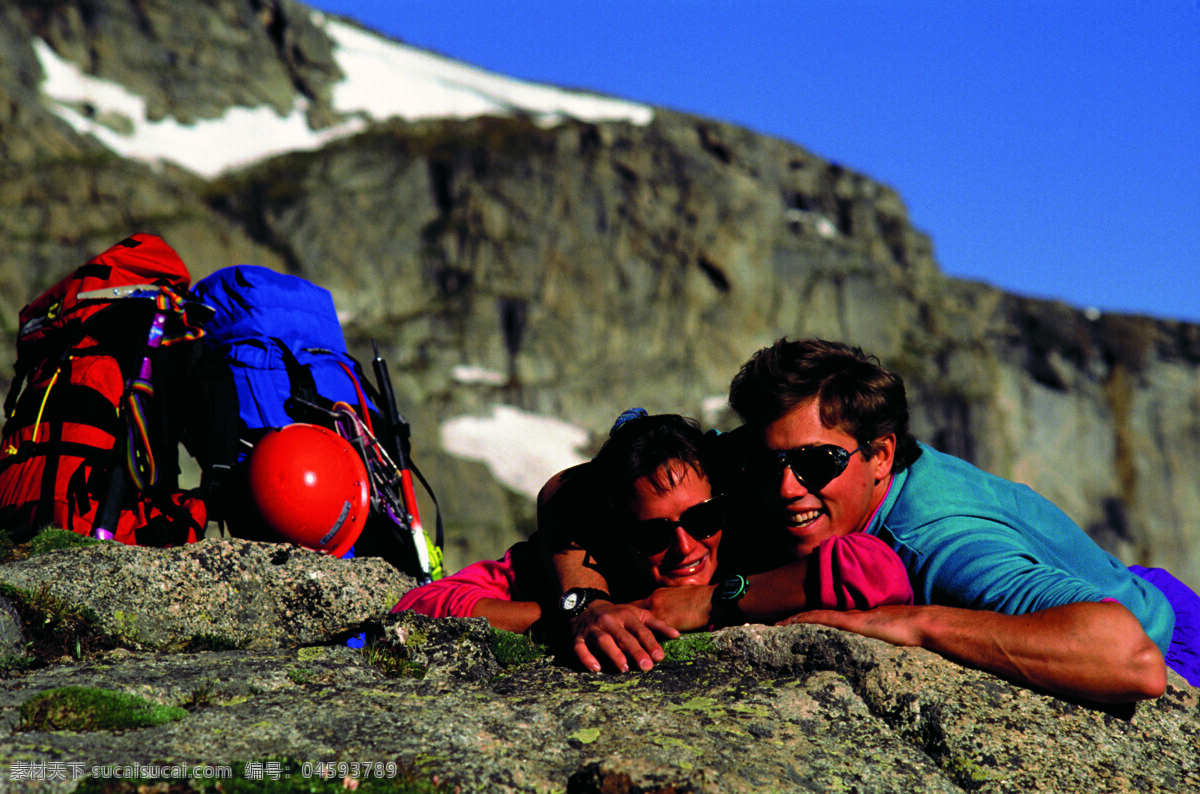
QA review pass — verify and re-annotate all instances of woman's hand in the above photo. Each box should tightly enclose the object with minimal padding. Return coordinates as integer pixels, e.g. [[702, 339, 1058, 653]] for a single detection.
[[571, 600, 680, 673]]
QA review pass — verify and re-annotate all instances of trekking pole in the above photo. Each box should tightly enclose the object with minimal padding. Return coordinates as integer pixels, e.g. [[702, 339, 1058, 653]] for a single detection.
[[293, 395, 437, 584], [370, 341, 440, 581]]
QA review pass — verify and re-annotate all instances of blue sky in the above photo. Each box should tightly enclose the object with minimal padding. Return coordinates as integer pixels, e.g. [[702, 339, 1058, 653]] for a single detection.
[[307, 1, 1200, 324]]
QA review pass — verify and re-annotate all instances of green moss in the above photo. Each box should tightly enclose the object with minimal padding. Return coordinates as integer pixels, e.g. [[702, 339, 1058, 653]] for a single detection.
[[488, 628, 547, 668], [944, 754, 1000, 786], [661, 632, 717, 662], [361, 641, 427, 680], [25, 528, 101, 555], [178, 633, 249, 652], [296, 646, 328, 662], [669, 695, 720, 713], [569, 727, 601, 744], [19, 686, 187, 732], [286, 666, 315, 685]]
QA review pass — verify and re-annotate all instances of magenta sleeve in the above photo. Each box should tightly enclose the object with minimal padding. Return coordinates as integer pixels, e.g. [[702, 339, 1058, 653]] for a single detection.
[[390, 549, 521, 618], [812, 533, 914, 610]]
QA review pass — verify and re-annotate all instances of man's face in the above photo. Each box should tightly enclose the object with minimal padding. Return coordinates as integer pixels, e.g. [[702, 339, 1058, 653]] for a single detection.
[[626, 463, 721, 588], [759, 399, 893, 558]]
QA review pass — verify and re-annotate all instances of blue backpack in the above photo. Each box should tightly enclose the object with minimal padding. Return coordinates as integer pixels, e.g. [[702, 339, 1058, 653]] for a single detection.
[[184, 265, 443, 581], [190, 265, 369, 432]]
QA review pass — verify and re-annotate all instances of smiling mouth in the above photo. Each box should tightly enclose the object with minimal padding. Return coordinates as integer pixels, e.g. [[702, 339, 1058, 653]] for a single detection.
[[784, 509, 822, 530], [666, 554, 710, 578]]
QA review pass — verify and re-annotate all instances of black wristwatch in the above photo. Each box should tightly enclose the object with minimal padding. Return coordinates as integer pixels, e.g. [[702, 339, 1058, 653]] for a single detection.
[[558, 587, 612, 618], [713, 574, 750, 622]]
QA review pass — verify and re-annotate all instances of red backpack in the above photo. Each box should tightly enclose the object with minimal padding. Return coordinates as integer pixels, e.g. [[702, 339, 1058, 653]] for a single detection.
[[0, 234, 208, 545]]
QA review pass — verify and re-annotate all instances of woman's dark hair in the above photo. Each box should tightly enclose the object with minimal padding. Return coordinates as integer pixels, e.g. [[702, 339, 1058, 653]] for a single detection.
[[590, 413, 710, 515], [728, 338, 921, 471]]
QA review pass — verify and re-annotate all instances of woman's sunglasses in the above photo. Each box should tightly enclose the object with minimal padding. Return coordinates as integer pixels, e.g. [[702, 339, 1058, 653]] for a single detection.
[[626, 494, 726, 556], [746, 441, 873, 492]]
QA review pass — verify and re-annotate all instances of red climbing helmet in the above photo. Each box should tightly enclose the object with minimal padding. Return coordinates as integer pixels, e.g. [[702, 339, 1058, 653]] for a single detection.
[[242, 423, 370, 557]]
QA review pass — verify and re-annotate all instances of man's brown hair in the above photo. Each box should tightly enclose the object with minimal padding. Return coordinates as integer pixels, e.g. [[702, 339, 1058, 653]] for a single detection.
[[728, 338, 920, 471]]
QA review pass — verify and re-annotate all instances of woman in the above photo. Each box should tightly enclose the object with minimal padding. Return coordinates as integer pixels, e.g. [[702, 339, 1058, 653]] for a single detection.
[[392, 412, 912, 637]]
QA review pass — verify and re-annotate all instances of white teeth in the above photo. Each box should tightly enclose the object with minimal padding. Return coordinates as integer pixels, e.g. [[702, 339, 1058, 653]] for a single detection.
[[672, 557, 706, 575], [787, 510, 821, 527]]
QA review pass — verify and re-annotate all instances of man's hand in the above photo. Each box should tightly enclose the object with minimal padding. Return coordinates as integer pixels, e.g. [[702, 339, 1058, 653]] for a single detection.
[[779, 601, 1167, 703], [571, 601, 680, 673], [633, 585, 718, 632], [777, 605, 924, 645]]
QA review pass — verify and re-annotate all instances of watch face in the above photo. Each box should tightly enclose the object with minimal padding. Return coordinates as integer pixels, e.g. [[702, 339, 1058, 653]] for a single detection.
[[716, 575, 747, 601], [561, 591, 582, 612]]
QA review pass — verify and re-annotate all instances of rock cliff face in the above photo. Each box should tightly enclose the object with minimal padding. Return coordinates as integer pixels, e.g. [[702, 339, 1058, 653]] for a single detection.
[[0, 539, 1197, 793], [1, 0, 1198, 586]]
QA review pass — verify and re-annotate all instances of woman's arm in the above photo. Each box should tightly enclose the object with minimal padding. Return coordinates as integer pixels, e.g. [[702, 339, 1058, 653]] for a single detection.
[[537, 468, 678, 672], [469, 598, 543, 634]]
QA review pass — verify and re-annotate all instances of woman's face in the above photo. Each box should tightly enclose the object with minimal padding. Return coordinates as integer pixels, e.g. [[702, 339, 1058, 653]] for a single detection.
[[625, 463, 721, 588]]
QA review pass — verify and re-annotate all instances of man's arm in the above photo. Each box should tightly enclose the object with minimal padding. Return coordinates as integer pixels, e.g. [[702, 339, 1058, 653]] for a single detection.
[[637, 558, 1167, 702], [780, 600, 1166, 703]]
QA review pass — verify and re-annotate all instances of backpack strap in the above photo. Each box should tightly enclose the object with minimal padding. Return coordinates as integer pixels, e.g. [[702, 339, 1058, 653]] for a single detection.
[[181, 343, 241, 531]]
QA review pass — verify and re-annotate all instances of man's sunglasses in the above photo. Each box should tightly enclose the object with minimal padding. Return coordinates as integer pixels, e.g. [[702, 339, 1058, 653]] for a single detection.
[[746, 441, 873, 492], [627, 494, 726, 556]]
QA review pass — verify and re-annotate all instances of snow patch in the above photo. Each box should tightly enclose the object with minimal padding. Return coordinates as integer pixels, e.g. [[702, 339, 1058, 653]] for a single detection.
[[440, 406, 589, 499], [33, 39, 364, 178], [33, 12, 652, 178], [322, 18, 653, 127]]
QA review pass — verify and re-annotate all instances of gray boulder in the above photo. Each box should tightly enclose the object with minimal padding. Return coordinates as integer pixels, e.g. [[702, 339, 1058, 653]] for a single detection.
[[0, 539, 1196, 793], [0, 537, 411, 651]]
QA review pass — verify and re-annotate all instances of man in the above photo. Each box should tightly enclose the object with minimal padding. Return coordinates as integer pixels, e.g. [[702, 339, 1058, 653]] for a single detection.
[[547, 339, 1193, 703]]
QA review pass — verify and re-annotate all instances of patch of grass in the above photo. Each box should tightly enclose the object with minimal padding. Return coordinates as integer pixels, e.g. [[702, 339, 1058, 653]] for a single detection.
[[0, 582, 121, 663], [286, 665, 315, 685], [661, 632, 717, 662], [178, 681, 215, 711], [488, 628, 547, 669], [0, 651, 37, 675], [0, 522, 60, 563], [19, 686, 187, 732], [26, 528, 101, 556], [0, 530, 18, 563], [361, 641, 427, 680], [178, 633, 249, 652]]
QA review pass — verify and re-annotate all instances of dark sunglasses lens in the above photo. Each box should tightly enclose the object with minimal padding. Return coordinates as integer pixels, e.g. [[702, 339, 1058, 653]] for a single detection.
[[628, 519, 674, 555], [628, 497, 724, 555], [785, 447, 840, 490], [679, 497, 724, 539]]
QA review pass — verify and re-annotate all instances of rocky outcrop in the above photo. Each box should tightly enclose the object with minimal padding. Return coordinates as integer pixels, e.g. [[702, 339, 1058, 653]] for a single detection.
[[0, 0, 1197, 586], [0, 539, 1197, 793], [0, 537, 411, 652]]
